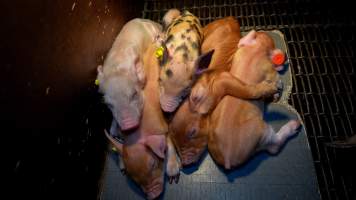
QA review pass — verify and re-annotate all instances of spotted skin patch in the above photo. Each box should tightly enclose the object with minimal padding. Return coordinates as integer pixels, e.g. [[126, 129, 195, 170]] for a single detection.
[[175, 43, 189, 52], [190, 24, 202, 38], [173, 19, 184, 26], [191, 41, 199, 50], [166, 69, 173, 77], [162, 10, 203, 66], [183, 53, 188, 61]]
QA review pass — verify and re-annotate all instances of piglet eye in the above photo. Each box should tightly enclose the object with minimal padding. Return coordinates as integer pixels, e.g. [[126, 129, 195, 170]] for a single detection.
[[187, 128, 197, 139], [131, 90, 138, 100], [150, 158, 157, 170]]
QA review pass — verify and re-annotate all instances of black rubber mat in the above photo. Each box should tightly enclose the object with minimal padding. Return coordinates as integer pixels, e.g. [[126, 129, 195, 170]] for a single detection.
[[138, 1, 356, 200], [100, 29, 320, 199]]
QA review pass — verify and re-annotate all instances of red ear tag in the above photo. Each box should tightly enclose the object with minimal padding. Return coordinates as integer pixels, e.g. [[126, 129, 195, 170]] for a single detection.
[[272, 51, 286, 66]]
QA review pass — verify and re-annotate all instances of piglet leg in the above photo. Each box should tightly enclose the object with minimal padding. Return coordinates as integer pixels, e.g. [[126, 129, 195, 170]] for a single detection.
[[220, 72, 280, 100], [166, 135, 181, 184], [190, 71, 280, 114], [259, 120, 301, 154]]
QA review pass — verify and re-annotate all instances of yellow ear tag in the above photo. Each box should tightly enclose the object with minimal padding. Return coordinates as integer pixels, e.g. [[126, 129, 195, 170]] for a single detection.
[[95, 79, 100, 86], [111, 147, 117, 152], [155, 46, 164, 60]]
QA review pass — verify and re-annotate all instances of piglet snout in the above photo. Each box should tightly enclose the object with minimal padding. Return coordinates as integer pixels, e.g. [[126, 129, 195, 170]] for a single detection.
[[119, 110, 140, 131], [180, 149, 198, 166], [143, 179, 163, 200], [160, 96, 181, 112], [146, 186, 162, 200], [120, 118, 139, 131]]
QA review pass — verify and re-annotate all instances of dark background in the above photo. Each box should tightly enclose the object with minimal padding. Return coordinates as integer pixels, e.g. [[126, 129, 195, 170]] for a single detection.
[[2, 0, 355, 199], [1, 0, 141, 199]]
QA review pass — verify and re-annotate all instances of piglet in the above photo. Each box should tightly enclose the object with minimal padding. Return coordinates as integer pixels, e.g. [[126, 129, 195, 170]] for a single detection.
[[170, 18, 279, 166], [105, 42, 181, 199], [208, 30, 301, 169], [158, 9, 214, 112], [97, 19, 161, 131]]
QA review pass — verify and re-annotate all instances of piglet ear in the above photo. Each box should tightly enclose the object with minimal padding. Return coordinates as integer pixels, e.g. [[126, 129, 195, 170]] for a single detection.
[[194, 49, 214, 75], [238, 30, 257, 48], [134, 57, 146, 88], [145, 135, 167, 159]]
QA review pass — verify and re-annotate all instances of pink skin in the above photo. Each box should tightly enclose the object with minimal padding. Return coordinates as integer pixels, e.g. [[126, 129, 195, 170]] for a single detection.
[[100, 73, 144, 131], [97, 19, 162, 132], [160, 95, 182, 113], [237, 30, 257, 48], [120, 109, 140, 130]]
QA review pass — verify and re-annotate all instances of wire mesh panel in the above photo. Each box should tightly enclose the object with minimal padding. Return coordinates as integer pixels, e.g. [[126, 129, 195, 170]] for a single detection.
[[143, 0, 356, 200]]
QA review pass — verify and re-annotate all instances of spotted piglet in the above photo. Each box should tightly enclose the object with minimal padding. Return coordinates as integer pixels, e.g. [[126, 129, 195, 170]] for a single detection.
[[158, 9, 214, 112]]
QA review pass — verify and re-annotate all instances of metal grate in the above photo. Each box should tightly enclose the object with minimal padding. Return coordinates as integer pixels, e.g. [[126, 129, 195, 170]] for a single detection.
[[142, 0, 356, 200]]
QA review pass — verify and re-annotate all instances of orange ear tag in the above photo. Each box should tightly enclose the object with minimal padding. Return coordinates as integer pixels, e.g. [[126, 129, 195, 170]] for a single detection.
[[272, 50, 286, 66]]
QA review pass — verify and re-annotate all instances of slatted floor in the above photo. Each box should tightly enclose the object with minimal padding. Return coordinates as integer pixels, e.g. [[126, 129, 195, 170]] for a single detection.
[[142, 0, 356, 200]]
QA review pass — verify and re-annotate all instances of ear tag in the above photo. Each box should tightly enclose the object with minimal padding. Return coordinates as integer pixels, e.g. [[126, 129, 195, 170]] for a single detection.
[[155, 46, 164, 61], [271, 50, 286, 66], [271, 49, 287, 72], [111, 147, 117, 152], [95, 79, 100, 86]]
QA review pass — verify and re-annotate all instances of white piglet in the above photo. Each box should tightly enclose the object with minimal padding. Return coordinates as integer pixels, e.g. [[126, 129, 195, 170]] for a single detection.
[[97, 19, 162, 131]]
